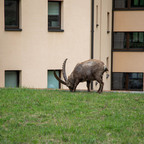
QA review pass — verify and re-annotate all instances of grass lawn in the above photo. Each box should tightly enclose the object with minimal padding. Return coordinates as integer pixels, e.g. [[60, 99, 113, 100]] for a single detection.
[[0, 88, 144, 144]]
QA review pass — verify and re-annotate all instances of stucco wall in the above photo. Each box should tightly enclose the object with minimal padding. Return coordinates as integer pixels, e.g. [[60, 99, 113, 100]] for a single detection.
[[0, 0, 91, 88], [0, 0, 112, 90], [114, 11, 144, 31], [113, 52, 144, 72]]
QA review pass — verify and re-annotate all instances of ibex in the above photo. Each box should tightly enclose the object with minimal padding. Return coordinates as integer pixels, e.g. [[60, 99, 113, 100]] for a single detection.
[[54, 59, 108, 93]]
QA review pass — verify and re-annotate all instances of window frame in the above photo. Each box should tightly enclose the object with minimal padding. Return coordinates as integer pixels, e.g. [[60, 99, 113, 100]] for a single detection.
[[4, 0, 22, 31], [48, 1, 64, 32], [113, 0, 144, 10], [113, 32, 144, 51]]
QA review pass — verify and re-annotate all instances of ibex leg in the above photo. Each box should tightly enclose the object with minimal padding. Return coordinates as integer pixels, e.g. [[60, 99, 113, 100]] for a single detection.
[[86, 81, 91, 92], [73, 81, 79, 92], [97, 78, 104, 93]]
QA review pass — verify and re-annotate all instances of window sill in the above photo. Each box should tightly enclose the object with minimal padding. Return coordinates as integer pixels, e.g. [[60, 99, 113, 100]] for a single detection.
[[48, 29, 64, 32], [5, 28, 22, 31]]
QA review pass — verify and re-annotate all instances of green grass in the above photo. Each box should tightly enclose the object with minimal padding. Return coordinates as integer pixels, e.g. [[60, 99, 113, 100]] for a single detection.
[[0, 88, 144, 144]]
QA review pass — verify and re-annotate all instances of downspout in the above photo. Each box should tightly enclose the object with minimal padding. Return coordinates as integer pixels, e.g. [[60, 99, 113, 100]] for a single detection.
[[91, 0, 94, 59], [99, 0, 102, 60], [91, 0, 94, 90]]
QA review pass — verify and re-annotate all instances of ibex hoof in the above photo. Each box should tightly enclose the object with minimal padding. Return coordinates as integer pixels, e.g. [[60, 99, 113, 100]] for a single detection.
[[97, 91, 102, 94]]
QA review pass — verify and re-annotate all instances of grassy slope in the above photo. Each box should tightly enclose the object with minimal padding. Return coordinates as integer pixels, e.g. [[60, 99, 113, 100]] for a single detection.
[[0, 88, 144, 144]]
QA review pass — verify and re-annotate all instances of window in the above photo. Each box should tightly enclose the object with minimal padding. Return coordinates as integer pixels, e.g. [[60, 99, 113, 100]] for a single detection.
[[48, 70, 61, 89], [114, 0, 128, 9], [5, 0, 21, 30], [131, 0, 144, 7], [113, 0, 144, 9], [5, 71, 20, 87], [113, 32, 144, 51], [112, 72, 143, 91], [48, 0, 63, 31], [113, 32, 127, 50], [48, 2, 60, 29], [129, 32, 144, 49]]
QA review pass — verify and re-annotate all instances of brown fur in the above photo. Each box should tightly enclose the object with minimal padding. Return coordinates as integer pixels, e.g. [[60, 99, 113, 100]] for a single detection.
[[54, 59, 108, 93]]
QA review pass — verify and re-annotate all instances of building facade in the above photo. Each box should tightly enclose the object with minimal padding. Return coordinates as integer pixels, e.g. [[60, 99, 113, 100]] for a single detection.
[[0, 0, 143, 91], [112, 0, 144, 91]]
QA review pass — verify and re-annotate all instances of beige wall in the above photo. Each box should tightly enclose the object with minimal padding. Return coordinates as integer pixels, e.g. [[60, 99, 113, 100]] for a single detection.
[[0, 0, 91, 89], [0, 0, 112, 90], [114, 11, 144, 31], [93, 0, 112, 90], [113, 52, 144, 72]]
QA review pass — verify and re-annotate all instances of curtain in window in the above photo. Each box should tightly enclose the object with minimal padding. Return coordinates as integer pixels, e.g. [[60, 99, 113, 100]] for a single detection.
[[139, 32, 144, 42], [140, 0, 144, 6], [134, 0, 139, 6], [133, 33, 138, 42]]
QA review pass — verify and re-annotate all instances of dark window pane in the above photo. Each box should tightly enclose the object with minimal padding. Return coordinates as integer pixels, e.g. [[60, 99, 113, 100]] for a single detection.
[[5, 71, 19, 87], [112, 72, 143, 91], [131, 0, 144, 7], [114, 32, 144, 50], [48, 15, 60, 28], [129, 32, 144, 49], [112, 73, 126, 90], [140, 0, 144, 6], [133, 0, 139, 6], [5, 0, 19, 28], [114, 0, 128, 8], [113, 33, 126, 49], [128, 73, 143, 90]]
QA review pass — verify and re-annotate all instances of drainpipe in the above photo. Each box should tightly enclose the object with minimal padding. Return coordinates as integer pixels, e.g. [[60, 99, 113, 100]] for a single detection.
[[91, 0, 94, 59], [91, 0, 94, 90]]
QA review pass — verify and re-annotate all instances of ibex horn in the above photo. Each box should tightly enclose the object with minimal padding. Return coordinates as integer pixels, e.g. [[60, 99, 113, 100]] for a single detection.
[[54, 70, 67, 85], [62, 58, 68, 82]]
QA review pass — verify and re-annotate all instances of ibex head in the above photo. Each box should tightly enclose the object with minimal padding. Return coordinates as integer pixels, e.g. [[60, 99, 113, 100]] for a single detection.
[[54, 59, 74, 91]]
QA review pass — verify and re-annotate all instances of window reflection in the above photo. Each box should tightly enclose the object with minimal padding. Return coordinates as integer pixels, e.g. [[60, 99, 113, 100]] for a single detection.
[[112, 72, 143, 91]]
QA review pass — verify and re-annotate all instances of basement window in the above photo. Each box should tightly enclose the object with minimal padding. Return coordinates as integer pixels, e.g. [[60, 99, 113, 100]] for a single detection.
[[48, 70, 61, 89], [5, 71, 20, 88]]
